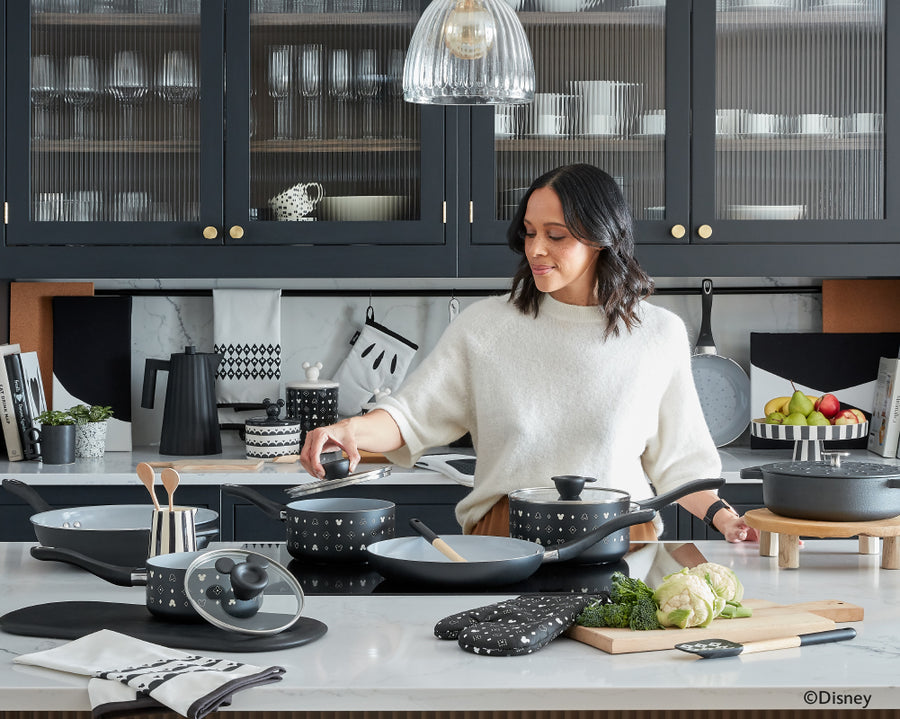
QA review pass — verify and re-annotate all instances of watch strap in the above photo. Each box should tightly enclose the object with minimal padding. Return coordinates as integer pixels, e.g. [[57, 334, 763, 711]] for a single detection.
[[703, 498, 733, 528]]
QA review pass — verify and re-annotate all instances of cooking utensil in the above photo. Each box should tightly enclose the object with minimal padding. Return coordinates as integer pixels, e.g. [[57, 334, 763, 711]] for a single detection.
[[222, 484, 396, 562], [409, 518, 467, 562], [567, 598, 863, 654], [509, 477, 724, 564], [675, 627, 856, 659], [136, 461, 161, 510], [365, 506, 656, 587], [147, 458, 264, 472], [30, 546, 304, 635], [160, 467, 180, 511], [740, 451, 900, 521], [690, 279, 751, 447], [283, 464, 392, 498], [2, 478, 218, 566]]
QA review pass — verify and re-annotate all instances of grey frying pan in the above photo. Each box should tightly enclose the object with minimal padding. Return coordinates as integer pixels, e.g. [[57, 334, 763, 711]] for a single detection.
[[690, 279, 751, 447]]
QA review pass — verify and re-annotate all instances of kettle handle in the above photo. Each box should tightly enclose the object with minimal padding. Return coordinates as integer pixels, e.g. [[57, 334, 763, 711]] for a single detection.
[[141, 358, 170, 409]]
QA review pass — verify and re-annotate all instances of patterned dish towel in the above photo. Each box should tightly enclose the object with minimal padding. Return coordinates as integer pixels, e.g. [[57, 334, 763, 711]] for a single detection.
[[14, 629, 285, 719], [213, 289, 282, 422]]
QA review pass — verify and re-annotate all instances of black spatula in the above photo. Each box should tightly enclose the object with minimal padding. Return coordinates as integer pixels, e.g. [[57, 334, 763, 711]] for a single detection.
[[675, 627, 856, 659]]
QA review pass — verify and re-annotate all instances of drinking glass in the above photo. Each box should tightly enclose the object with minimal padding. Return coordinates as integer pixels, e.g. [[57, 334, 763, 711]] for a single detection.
[[329, 49, 352, 139], [299, 44, 324, 140], [355, 49, 379, 139], [114, 191, 149, 221], [63, 55, 101, 140], [33, 192, 63, 222], [31, 55, 58, 140], [156, 50, 199, 140], [107, 51, 149, 140], [268, 45, 293, 140], [388, 49, 405, 139], [74, 190, 104, 220]]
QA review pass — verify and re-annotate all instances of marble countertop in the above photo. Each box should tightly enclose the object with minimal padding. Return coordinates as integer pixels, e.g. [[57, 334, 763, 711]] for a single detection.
[[0, 539, 897, 712]]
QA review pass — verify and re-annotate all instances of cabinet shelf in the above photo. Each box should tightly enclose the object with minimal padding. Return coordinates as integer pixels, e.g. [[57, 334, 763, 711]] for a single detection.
[[718, 7, 882, 30], [715, 135, 883, 151], [251, 138, 419, 153], [31, 12, 200, 27], [31, 139, 200, 153], [250, 11, 417, 26], [496, 136, 664, 151]]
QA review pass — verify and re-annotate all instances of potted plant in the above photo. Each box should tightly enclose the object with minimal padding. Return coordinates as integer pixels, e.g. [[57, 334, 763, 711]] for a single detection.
[[33, 409, 77, 465], [69, 404, 114, 459]]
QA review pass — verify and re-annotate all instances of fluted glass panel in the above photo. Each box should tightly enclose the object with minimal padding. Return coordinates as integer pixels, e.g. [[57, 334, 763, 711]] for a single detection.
[[250, 3, 421, 222], [29, 0, 202, 223], [716, 0, 884, 221], [494, 0, 665, 223]]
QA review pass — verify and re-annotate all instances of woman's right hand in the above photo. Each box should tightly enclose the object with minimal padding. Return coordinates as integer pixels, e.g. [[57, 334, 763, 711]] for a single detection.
[[299, 419, 361, 479]]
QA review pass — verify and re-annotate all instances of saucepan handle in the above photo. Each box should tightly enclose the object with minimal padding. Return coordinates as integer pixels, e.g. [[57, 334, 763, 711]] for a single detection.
[[30, 545, 143, 587], [222, 484, 288, 522], [636, 477, 725, 512], [739, 466, 764, 480], [552, 507, 656, 563]]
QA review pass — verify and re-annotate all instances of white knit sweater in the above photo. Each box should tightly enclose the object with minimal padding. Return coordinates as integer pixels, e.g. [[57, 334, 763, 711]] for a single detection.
[[379, 293, 722, 533]]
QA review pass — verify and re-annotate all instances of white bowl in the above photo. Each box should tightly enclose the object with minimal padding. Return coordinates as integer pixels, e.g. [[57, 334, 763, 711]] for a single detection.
[[319, 195, 405, 222], [725, 204, 806, 220]]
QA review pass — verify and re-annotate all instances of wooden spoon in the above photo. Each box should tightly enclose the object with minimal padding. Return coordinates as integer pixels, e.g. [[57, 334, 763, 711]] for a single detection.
[[136, 462, 160, 511], [160, 467, 180, 512]]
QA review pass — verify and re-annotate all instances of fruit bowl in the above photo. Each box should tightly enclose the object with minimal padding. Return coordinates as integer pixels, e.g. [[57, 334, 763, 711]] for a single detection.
[[750, 419, 868, 461]]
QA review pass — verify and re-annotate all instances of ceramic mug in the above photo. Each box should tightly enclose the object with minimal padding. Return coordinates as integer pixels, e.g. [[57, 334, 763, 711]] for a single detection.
[[269, 181, 326, 221]]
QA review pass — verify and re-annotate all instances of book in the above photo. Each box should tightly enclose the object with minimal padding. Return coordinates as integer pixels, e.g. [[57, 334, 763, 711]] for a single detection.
[[4, 352, 40, 460], [867, 356, 900, 457], [19, 351, 48, 426], [0, 343, 25, 461]]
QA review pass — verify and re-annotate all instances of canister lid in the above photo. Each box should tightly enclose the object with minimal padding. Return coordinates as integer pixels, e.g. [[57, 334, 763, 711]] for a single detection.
[[286, 361, 339, 389], [245, 398, 300, 427]]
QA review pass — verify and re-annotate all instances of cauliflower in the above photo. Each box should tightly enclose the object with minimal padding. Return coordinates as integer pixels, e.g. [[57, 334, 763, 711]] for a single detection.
[[686, 562, 744, 604], [653, 572, 723, 629]]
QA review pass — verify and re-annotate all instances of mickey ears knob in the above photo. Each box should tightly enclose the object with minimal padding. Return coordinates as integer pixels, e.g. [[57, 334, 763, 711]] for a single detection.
[[302, 361, 324, 381]]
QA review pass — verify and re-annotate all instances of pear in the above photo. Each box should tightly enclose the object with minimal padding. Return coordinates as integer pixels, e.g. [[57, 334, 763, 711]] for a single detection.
[[806, 411, 831, 426], [788, 390, 814, 417], [784, 412, 808, 426], [765, 411, 786, 425]]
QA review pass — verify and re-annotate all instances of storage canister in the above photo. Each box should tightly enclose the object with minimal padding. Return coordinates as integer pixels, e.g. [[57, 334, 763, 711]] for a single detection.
[[285, 361, 339, 445], [244, 398, 301, 459]]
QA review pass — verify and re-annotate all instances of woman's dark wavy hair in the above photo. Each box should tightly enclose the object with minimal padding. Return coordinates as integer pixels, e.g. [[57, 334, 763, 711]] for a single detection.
[[507, 163, 654, 338]]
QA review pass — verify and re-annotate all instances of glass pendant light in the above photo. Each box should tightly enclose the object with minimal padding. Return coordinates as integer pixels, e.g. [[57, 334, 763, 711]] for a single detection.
[[403, 0, 535, 105]]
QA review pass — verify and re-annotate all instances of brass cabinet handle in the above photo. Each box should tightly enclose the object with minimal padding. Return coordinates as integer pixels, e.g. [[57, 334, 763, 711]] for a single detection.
[[229, 225, 245, 239], [202, 226, 218, 239], [670, 224, 686, 239], [697, 224, 712, 239]]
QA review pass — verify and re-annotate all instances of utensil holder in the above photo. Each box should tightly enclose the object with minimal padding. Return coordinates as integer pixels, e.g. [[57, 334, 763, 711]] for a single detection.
[[148, 507, 198, 557]]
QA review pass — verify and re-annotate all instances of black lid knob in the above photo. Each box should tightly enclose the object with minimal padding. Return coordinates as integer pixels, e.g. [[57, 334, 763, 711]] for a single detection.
[[184, 345, 197, 354], [551, 474, 597, 501]]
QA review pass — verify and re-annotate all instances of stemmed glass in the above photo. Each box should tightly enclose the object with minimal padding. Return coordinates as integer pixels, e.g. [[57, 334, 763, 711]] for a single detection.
[[31, 55, 58, 141], [156, 50, 199, 141], [328, 49, 352, 139], [268, 45, 293, 140], [355, 49, 379, 140], [299, 44, 324, 140], [63, 55, 101, 140], [388, 49, 405, 139], [107, 51, 149, 141]]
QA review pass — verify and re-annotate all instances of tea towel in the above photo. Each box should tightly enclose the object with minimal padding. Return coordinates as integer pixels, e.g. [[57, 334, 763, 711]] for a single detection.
[[14, 629, 285, 719]]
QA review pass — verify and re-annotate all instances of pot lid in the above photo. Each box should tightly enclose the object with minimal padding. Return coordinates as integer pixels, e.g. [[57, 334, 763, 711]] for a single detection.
[[184, 548, 305, 635], [245, 398, 300, 427], [286, 361, 339, 389], [508, 475, 631, 504], [761, 459, 900, 479]]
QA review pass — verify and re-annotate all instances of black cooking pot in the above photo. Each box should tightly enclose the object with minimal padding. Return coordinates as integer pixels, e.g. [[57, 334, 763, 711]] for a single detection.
[[3, 478, 219, 566], [740, 452, 900, 521], [508, 476, 725, 563], [223, 484, 395, 562]]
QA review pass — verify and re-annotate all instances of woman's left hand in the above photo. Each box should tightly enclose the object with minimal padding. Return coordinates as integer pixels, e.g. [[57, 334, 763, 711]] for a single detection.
[[716, 512, 760, 543]]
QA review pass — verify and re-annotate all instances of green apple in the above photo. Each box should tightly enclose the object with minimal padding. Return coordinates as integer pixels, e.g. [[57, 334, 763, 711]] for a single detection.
[[788, 390, 814, 417], [806, 411, 831, 426], [765, 412, 786, 425], [784, 412, 808, 426]]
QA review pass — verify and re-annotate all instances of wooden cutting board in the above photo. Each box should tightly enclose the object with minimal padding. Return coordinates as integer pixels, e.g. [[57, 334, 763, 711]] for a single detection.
[[147, 458, 263, 472], [566, 599, 863, 654], [822, 279, 900, 332]]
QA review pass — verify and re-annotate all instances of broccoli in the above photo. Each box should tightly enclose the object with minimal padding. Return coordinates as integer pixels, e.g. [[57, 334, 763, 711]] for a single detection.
[[609, 571, 655, 605], [576, 573, 660, 630], [628, 596, 661, 631]]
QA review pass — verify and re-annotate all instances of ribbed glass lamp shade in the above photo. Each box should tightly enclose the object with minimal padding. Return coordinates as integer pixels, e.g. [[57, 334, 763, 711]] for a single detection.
[[403, 0, 535, 105]]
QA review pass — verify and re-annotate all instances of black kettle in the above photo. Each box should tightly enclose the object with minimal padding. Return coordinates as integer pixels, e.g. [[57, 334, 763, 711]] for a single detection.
[[142, 346, 223, 456]]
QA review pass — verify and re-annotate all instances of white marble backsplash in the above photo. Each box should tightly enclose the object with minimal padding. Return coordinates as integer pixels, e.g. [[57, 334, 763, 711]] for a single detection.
[[128, 279, 822, 446]]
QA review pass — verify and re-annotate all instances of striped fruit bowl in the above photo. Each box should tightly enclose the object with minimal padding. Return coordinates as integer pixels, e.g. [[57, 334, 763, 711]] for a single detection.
[[750, 419, 869, 461]]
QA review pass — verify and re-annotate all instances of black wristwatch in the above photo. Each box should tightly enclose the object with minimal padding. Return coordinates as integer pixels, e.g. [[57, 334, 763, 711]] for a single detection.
[[703, 499, 735, 530]]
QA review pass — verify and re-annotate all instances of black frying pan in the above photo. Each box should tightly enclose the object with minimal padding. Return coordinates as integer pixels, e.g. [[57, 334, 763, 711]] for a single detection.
[[690, 279, 751, 447]]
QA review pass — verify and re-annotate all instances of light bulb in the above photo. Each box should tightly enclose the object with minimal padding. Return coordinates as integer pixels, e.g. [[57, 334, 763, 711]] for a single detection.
[[442, 0, 497, 60]]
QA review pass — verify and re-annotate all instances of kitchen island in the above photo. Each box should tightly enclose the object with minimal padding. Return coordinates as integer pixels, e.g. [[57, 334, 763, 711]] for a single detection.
[[0, 539, 898, 716]]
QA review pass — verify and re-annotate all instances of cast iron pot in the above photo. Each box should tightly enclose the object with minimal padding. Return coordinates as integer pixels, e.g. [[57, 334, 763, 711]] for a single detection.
[[740, 452, 900, 521], [2, 478, 219, 566], [223, 484, 395, 562], [508, 476, 725, 563]]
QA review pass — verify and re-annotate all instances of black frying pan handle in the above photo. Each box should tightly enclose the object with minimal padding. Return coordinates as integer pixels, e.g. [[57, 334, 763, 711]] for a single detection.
[[222, 484, 287, 522], [30, 545, 142, 587], [740, 466, 764, 480], [636, 477, 726, 512], [2, 478, 52, 513], [553, 507, 656, 563], [695, 278, 717, 353]]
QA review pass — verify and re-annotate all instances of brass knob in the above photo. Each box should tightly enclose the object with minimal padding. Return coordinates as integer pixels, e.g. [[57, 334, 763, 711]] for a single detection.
[[229, 225, 245, 239], [670, 224, 686, 239], [697, 224, 713, 239], [202, 226, 218, 240]]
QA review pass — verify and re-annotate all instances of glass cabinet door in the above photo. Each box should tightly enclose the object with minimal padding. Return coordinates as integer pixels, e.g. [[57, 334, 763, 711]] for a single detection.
[[691, 0, 891, 243], [224, 0, 447, 246], [6, 0, 224, 245], [466, 0, 690, 264]]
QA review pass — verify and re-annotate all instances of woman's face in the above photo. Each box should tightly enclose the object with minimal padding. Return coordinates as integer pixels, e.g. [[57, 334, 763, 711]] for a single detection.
[[523, 186, 601, 306]]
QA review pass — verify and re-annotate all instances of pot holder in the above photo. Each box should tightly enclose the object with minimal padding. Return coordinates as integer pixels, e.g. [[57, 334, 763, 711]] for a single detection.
[[333, 305, 418, 416], [434, 594, 601, 656]]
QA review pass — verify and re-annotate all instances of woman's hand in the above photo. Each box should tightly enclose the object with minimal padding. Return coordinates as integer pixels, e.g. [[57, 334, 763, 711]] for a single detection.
[[715, 510, 760, 543], [299, 419, 361, 479]]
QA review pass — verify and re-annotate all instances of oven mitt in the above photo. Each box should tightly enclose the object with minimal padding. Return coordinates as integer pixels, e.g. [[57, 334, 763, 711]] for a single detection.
[[333, 306, 418, 416], [434, 594, 601, 656], [14, 629, 285, 719]]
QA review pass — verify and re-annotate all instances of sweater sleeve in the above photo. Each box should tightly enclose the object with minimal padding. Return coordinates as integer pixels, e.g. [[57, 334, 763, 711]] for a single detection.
[[640, 317, 723, 496]]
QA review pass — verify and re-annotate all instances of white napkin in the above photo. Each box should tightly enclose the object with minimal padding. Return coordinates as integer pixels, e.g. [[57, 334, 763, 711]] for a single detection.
[[14, 629, 285, 719]]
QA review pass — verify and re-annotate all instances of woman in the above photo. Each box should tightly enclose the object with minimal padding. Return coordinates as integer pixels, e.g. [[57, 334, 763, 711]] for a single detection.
[[300, 163, 757, 543]]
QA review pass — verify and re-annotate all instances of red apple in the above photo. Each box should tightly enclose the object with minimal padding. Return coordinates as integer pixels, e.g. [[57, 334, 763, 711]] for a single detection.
[[849, 409, 867, 423], [814, 393, 840, 419], [832, 409, 859, 425]]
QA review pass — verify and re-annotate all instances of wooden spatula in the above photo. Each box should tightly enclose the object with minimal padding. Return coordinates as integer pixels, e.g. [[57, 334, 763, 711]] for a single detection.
[[675, 626, 856, 659]]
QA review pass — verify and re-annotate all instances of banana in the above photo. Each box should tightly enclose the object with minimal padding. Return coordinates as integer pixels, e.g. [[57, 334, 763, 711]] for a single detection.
[[764, 396, 791, 416]]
